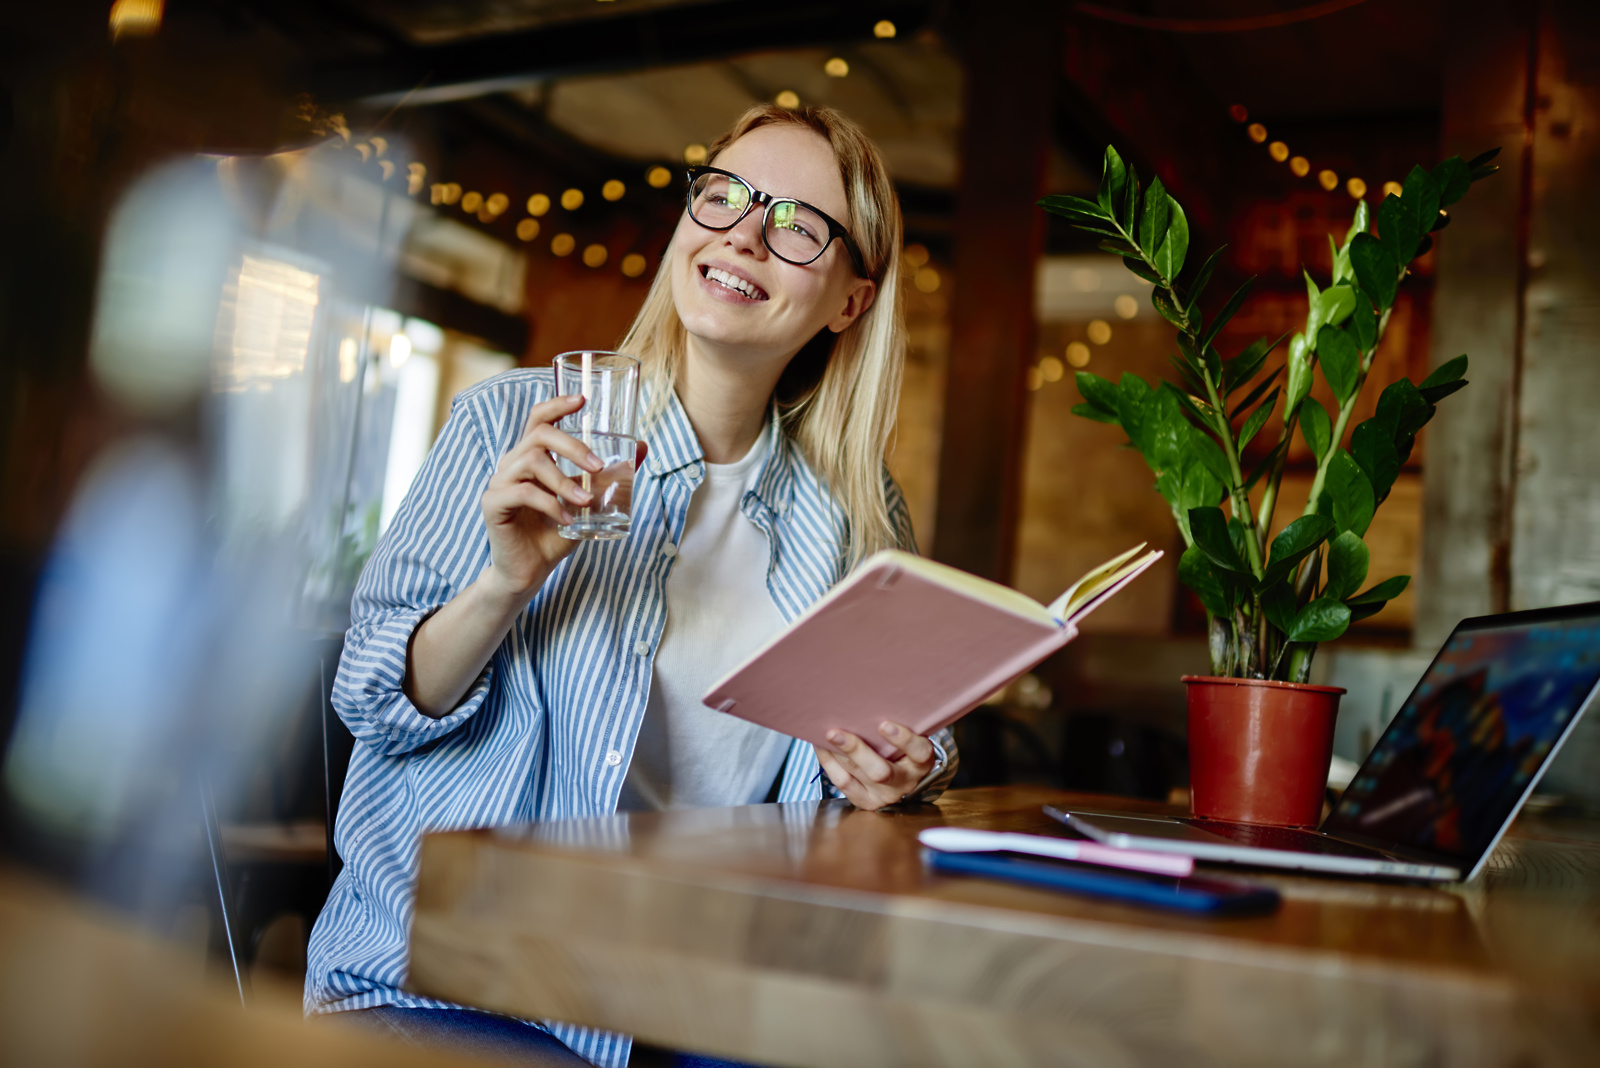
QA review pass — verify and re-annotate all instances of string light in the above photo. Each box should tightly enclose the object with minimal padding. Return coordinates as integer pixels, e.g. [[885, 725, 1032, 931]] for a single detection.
[[1113, 294, 1138, 319], [109, 0, 163, 39], [551, 234, 576, 257], [378, 160, 394, 181], [602, 180, 626, 201], [1318, 169, 1339, 191], [527, 193, 551, 216], [684, 144, 708, 165], [1247, 123, 1268, 143], [913, 266, 941, 293], [1087, 320, 1113, 345], [1027, 366, 1044, 391], [1346, 177, 1368, 199], [621, 253, 648, 278], [1289, 155, 1310, 177], [485, 193, 509, 215], [560, 188, 584, 211], [516, 219, 541, 242], [874, 20, 896, 38], [1228, 104, 1249, 123], [407, 162, 426, 195], [1039, 356, 1065, 383], [1268, 141, 1290, 163], [903, 243, 930, 268], [1232, 100, 1404, 201], [1382, 180, 1403, 198], [646, 166, 673, 189], [775, 90, 800, 109], [461, 192, 484, 213], [1066, 342, 1092, 368], [582, 243, 608, 268], [824, 57, 850, 77]]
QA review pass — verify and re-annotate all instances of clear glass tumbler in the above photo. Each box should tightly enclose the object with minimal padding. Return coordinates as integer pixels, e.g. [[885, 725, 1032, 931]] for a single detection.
[[553, 350, 641, 540]]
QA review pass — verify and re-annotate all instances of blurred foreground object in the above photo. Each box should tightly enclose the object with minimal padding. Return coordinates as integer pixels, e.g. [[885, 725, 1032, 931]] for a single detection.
[[0, 867, 534, 1066]]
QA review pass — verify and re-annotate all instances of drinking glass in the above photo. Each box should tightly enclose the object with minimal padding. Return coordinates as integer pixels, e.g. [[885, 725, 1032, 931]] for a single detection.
[[553, 350, 641, 540]]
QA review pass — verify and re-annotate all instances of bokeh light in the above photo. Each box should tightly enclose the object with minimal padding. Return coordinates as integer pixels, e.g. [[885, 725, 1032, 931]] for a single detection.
[[1087, 319, 1113, 345], [527, 193, 551, 216], [560, 188, 584, 211], [1347, 177, 1368, 199], [1066, 342, 1092, 368], [684, 143, 708, 165], [551, 233, 576, 257], [1318, 169, 1339, 191], [1247, 123, 1268, 143], [874, 20, 896, 38], [602, 180, 625, 201], [775, 90, 800, 109], [1113, 294, 1138, 319], [824, 57, 849, 78], [516, 218, 541, 241], [646, 166, 673, 189], [1269, 141, 1290, 163], [582, 244, 608, 268], [621, 253, 648, 278], [1039, 356, 1065, 383]]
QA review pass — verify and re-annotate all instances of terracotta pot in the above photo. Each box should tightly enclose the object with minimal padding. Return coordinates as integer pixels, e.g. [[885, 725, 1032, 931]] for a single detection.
[[1182, 675, 1346, 828]]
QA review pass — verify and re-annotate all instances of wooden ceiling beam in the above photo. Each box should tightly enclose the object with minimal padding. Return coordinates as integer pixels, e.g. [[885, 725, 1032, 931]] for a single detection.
[[312, 0, 940, 107]]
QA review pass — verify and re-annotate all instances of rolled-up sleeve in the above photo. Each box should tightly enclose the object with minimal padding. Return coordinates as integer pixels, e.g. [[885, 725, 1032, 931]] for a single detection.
[[332, 390, 504, 756]]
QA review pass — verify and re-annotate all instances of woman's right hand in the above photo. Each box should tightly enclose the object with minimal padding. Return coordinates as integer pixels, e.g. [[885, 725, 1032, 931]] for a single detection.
[[477, 394, 604, 600]]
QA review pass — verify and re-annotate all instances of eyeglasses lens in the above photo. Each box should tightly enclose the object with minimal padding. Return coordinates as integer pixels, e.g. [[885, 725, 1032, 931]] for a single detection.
[[689, 173, 829, 265]]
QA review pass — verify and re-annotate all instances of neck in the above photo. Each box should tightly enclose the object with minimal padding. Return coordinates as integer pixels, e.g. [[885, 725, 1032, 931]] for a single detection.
[[677, 334, 792, 463]]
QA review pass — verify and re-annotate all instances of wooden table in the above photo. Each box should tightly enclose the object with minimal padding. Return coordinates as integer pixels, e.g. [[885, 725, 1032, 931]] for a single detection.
[[408, 787, 1600, 1067]]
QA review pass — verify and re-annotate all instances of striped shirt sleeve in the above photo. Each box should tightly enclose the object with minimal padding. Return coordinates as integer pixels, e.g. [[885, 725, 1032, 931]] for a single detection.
[[331, 390, 503, 756]]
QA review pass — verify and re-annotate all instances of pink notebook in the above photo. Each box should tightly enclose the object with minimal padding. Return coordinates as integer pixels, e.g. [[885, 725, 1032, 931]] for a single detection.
[[702, 545, 1162, 759]]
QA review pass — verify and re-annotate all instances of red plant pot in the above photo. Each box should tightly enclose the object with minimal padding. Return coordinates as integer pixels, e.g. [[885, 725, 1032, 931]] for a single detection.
[[1183, 675, 1346, 828]]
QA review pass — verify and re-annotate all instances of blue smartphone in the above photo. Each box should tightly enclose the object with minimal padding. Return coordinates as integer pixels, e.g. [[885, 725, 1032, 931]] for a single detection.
[[926, 849, 1282, 916]]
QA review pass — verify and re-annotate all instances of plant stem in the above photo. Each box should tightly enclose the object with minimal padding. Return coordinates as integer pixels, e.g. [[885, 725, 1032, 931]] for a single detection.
[[1301, 305, 1395, 520]]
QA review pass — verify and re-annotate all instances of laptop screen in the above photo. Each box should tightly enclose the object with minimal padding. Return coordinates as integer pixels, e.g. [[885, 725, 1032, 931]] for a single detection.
[[1323, 606, 1600, 867]]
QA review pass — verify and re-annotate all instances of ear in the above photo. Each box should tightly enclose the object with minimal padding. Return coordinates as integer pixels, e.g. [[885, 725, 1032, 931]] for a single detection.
[[826, 276, 877, 334]]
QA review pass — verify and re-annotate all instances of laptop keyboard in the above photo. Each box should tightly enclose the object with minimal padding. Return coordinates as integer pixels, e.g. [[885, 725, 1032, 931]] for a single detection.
[[1190, 820, 1391, 860]]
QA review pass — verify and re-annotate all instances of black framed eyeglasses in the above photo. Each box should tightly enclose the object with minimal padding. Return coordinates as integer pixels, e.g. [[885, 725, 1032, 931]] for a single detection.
[[685, 166, 867, 277]]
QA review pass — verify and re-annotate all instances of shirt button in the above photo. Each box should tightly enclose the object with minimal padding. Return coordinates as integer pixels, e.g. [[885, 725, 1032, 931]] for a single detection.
[[662, 543, 678, 559], [688, 463, 702, 480], [604, 750, 622, 767], [634, 640, 650, 656]]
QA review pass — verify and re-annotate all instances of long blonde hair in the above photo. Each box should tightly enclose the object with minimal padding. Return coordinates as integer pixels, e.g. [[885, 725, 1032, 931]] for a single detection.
[[617, 103, 906, 569]]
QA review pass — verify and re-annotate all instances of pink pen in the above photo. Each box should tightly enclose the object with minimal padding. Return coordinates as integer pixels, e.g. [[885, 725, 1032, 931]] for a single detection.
[[917, 826, 1195, 878]]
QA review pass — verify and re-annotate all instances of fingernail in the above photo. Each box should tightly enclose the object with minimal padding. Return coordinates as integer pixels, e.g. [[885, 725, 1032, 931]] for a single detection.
[[827, 730, 846, 746], [574, 487, 593, 503], [880, 721, 899, 736], [586, 453, 604, 472]]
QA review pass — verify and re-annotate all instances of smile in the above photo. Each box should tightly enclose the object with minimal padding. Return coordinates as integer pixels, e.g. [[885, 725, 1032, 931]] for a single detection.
[[701, 264, 769, 301]]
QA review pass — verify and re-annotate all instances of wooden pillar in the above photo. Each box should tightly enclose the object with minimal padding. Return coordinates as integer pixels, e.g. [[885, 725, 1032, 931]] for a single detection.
[[1417, 0, 1536, 647], [931, 2, 1057, 583]]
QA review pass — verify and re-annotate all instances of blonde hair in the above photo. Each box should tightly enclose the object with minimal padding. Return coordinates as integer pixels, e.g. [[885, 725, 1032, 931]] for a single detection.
[[617, 103, 906, 569]]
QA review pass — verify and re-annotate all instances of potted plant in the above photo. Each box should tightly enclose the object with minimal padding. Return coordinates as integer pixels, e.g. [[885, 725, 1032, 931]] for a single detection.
[[1038, 145, 1498, 827]]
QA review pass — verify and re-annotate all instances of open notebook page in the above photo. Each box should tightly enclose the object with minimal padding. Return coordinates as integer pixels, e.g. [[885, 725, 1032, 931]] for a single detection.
[[1046, 543, 1153, 622]]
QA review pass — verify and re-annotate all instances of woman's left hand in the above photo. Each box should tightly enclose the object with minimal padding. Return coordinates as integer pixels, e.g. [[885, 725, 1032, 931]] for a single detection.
[[815, 721, 938, 811]]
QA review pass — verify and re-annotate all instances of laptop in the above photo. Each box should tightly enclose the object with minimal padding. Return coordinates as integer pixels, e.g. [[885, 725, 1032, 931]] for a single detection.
[[1050, 601, 1600, 882]]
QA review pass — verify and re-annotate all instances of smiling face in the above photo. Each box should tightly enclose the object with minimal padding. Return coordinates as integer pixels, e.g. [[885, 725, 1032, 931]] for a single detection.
[[669, 123, 876, 370]]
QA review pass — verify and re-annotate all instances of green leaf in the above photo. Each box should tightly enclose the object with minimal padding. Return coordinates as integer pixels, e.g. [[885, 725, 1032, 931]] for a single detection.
[[1070, 402, 1120, 424], [1037, 194, 1110, 220], [1098, 145, 1127, 218], [1433, 155, 1465, 207], [1288, 598, 1352, 643], [1075, 371, 1121, 417], [1222, 335, 1280, 394], [1324, 530, 1370, 601], [1325, 450, 1376, 537], [1351, 419, 1401, 502], [1299, 397, 1332, 461], [1153, 197, 1189, 282], [1260, 583, 1298, 634], [1179, 544, 1233, 618], [1229, 364, 1283, 420], [1138, 176, 1170, 258], [1145, 387, 1188, 470], [1420, 354, 1468, 389], [1242, 439, 1285, 493], [1402, 164, 1442, 258], [1374, 378, 1434, 463], [1098, 240, 1138, 256], [1344, 200, 1371, 244], [1377, 193, 1416, 269], [1167, 355, 1209, 398], [1237, 387, 1278, 451], [1189, 505, 1249, 574], [1189, 429, 1234, 486], [1349, 289, 1378, 351], [1348, 574, 1410, 605], [1199, 277, 1255, 355], [1284, 332, 1313, 414], [1419, 378, 1467, 405], [1318, 284, 1357, 329], [1120, 164, 1142, 236], [1316, 323, 1361, 403], [1187, 246, 1227, 306], [1349, 233, 1399, 310], [1151, 286, 1187, 328], [1329, 234, 1353, 286], [1349, 601, 1388, 623], [1468, 147, 1501, 169], [1123, 256, 1162, 285], [1263, 513, 1336, 587]]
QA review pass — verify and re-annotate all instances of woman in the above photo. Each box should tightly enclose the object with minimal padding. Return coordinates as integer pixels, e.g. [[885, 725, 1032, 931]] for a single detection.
[[306, 104, 958, 1066]]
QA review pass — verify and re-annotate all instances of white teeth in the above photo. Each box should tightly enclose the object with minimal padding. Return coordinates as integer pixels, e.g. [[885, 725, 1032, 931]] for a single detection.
[[705, 266, 764, 299]]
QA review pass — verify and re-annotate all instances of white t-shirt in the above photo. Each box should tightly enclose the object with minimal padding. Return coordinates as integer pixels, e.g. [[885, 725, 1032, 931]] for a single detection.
[[616, 420, 794, 811]]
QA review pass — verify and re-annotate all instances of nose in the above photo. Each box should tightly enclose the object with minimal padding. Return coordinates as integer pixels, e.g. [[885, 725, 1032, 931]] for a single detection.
[[723, 204, 768, 259]]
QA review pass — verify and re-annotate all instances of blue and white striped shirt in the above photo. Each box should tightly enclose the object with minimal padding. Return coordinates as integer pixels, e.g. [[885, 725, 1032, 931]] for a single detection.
[[305, 368, 956, 1066]]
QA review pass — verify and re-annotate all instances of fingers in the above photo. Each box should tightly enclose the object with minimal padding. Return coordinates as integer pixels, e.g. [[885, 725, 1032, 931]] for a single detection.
[[517, 393, 585, 445], [878, 721, 934, 766], [482, 482, 571, 528], [826, 730, 897, 787], [497, 446, 593, 507]]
